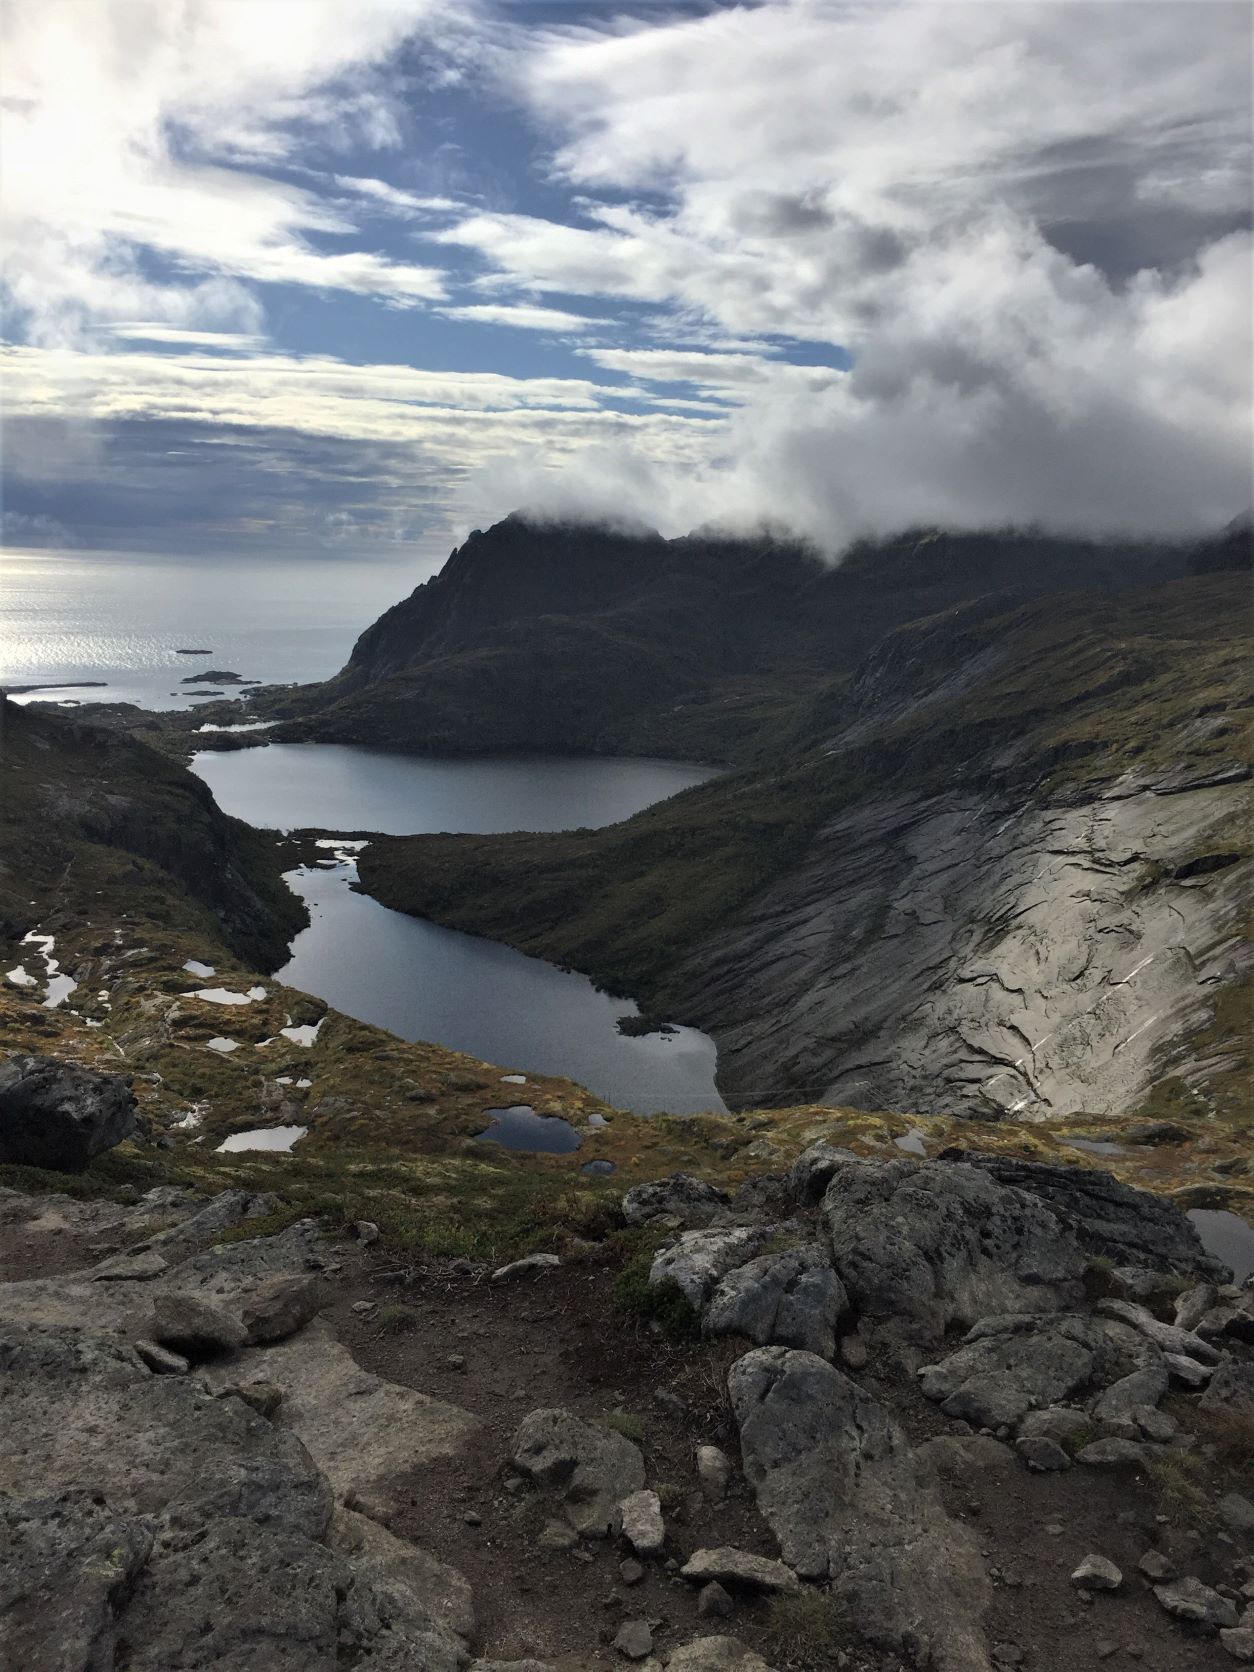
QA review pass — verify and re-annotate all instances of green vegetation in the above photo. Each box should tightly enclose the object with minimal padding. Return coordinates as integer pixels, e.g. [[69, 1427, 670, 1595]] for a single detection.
[[761, 1591, 848, 1668], [375, 1303, 419, 1334], [598, 1410, 649, 1444], [612, 1240, 701, 1341]]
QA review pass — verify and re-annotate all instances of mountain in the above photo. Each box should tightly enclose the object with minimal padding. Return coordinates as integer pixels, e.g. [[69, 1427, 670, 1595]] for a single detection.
[[263, 514, 1202, 762], [342, 522, 1251, 1121]]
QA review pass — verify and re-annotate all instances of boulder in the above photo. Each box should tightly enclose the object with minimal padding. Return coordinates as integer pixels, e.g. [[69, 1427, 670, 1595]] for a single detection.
[[788, 1142, 859, 1206], [956, 1154, 1229, 1279], [1221, 1628, 1254, 1664], [1091, 1363, 1168, 1424], [821, 1156, 1085, 1347], [0, 1056, 136, 1172], [1075, 1438, 1146, 1470], [240, 1274, 323, 1344], [613, 1619, 653, 1659], [622, 1174, 730, 1228], [917, 1315, 1109, 1429], [1095, 1298, 1221, 1364], [148, 1292, 247, 1359], [1165, 1352, 1214, 1389], [512, 1407, 645, 1538], [695, 1444, 733, 1503], [649, 1227, 772, 1309], [1018, 1406, 1093, 1448], [703, 1243, 846, 1358], [679, 1548, 800, 1595], [1015, 1436, 1070, 1472], [729, 1346, 990, 1671], [665, 1639, 777, 1672], [1201, 1359, 1254, 1414], [1071, 1555, 1122, 1591], [1152, 1577, 1240, 1632]]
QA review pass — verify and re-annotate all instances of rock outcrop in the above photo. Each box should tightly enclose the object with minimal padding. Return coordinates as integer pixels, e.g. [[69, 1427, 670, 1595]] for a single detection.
[[0, 1055, 137, 1171]]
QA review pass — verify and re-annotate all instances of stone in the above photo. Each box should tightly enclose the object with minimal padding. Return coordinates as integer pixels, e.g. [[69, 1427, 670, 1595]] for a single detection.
[[665, 1640, 777, 1672], [1072, 1555, 1123, 1591], [622, 1174, 730, 1228], [703, 1242, 847, 1359], [680, 1548, 800, 1595], [148, 1292, 247, 1359], [1075, 1438, 1147, 1470], [1165, 1352, 1214, 1389], [1126, 1121, 1188, 1145], [1202, 1360, 1254, 1414], [239, 1274, 322, 1344], [1018, 1406, 1092, 1447], [729, 1347, 990, 1669], [1015, 1436, 1070, 1472], [613, 1619, 653, 1660], [145, 1190, 272, 1254], [92, 1250, 169, 1281], [917, 1314, 1109, 1429], [695, 1444, 732, 1503], [649, 1228, 771, 1309], [0, 1055, 137, 1172], [218, 1380, 283, 1418], [349, 1220, 380, 1245], [134, 1339, 189, 1375], [1138, 1550, 1177, 1583], [1153, 1576, 1239, 1632], [1219, 1495, 1254, 1538], [789, 1142, 859, 1205], [822, 1156, 1085, 1348], [1095, 1299, 1221, 1364], [491, 1253, 561, 1282], [838, 1329, 868, 1370], [619, 1489, 665, 1556], [698, 1582, 734, 1619], [992, 1647, 1024, 1667], [1175, 1283, 1220, 1332], [1091, 1364, 1168, 1424], [1221, 1628, 1254, 1662], [619, 1557, 645, 1585], [512, 1407, 645, 1538], [537, 1519, 578, 1552]]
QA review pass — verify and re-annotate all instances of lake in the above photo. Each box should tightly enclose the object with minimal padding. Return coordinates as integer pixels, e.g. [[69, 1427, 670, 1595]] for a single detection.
[[191, 744, 726, 1115]]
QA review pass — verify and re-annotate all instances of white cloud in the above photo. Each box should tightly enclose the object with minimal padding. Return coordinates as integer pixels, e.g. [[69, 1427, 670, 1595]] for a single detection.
[[333, 175, 463, 215], [0, 0, 466, 343], [440, 302, 611, 332], [449, 0, 1253, 547]]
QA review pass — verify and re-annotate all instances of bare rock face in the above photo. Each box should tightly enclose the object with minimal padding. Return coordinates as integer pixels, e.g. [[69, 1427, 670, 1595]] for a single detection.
[[649, 1227, 773, 1310], [917, 1314, 1112, 1430], [821, 1156, 1085, 1348], [0, 1055, 137, 1172], [621, 1173, 730, 1229], [729, 1346, 991, 1672], [511, 1407, 645, 1538]]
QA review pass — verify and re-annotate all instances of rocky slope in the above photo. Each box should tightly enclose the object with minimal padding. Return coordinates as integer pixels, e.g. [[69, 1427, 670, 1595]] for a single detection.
[[1, 1075, 1251, 1672]]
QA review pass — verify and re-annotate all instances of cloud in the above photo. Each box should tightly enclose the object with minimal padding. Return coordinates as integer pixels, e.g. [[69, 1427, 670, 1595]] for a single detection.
[[449, 0, 1252, 548], [439, 302, 611, 332], [0, 0, 467, 343]]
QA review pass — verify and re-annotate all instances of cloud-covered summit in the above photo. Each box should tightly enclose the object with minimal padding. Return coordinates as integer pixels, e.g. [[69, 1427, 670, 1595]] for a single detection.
[[1, 0, 1249, 562]]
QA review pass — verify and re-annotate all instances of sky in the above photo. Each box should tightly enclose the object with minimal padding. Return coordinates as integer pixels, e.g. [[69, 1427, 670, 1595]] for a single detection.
[[1, 0, 1251, 572]]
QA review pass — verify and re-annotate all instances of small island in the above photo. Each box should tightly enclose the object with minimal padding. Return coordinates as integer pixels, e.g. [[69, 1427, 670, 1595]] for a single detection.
[[180, 669, 248, 684]]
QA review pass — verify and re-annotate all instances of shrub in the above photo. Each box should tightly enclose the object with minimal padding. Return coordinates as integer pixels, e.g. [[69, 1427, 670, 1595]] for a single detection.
[[612, 1249, 700, 1341]]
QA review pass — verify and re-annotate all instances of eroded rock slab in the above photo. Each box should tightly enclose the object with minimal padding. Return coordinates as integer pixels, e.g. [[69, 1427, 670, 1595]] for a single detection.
[[729, 1346, 991, 1671], [917, 1315, 1111, 1429]]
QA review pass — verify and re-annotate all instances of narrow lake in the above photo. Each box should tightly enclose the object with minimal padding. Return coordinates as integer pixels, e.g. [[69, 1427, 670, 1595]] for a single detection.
[[191, 744, 726, 1115]]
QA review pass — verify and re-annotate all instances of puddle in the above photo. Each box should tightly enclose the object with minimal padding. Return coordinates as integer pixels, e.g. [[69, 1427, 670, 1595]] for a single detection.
[[1064, 1137, 1128, 1158], [205, 1037, 241, 1054], [475, 1105, 583, 1154], [184, 959, 216, 978], [894, 1127, 927, 1156], [581, 1159, 617, 1176], [586, 1113, 608, 1129], [1188, 1208, 1254, 1283], [5, 965, 36, 987], [279, 1019, 324, 1047], [216, 1125, 307, 1153], [194, 985, 266, 1005], [14, 931, 78, 1009], [43, 973, 78, 1009], [501, 1074, 528, 1085]]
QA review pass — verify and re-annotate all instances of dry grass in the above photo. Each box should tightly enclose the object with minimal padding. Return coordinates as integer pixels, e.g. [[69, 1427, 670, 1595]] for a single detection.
[[760, 1591, 848, 1669]]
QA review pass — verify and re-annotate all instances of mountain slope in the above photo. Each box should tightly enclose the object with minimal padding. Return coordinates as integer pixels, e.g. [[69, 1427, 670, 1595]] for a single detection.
[[358, 572, 1252, 1122]]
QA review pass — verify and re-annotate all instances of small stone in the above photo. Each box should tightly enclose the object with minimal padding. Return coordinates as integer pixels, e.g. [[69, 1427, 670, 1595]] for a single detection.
[[619, 1559, 645, 1587], [351, 1300, 376, 1316], [992, 1646, 1023, 1666], [698, 1582, 734, 1620], [133, 1339, 189, 1375], [447, 1353, 467, 1372], [1220, 1495, 1254, 1538], [680, 1548, 800, 1595], [1096, 1644, 1119, 1662], [1015, 1436, 1070, 1472], [1075, 1438, 1146, 1470], [695, 1444, 732, 1503], [612, 1620, 652, 1660], [350, 1220, 380, 1244], [218, 1380, 283, 1418], [1072, 1555, 1123, 1592], [839, 1331, 868, 1370], [1138, 1550, 1177, 1583], [1153, 1576, 1239, 1632], [538, 1520, 578, 1553], [464, 1511, 482, 1527], [1220, 1627, 1254, 1663], [619, 1489, 665, 1557]]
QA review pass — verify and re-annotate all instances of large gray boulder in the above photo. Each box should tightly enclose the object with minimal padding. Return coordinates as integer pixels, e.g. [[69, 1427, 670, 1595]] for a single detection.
[[0, 1055, 137, 1172], [917, 1314, 1111, 1430], [511, 1407, 645, 1538], [1201, 1358, 1254, 1414], [703, 1243, 847, 1358], [649, 1227, 773, 1309], [955, 1154, 1230, 1279], [822, 1157, 1085, 1347], [729, 1347, 991, 1671]]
